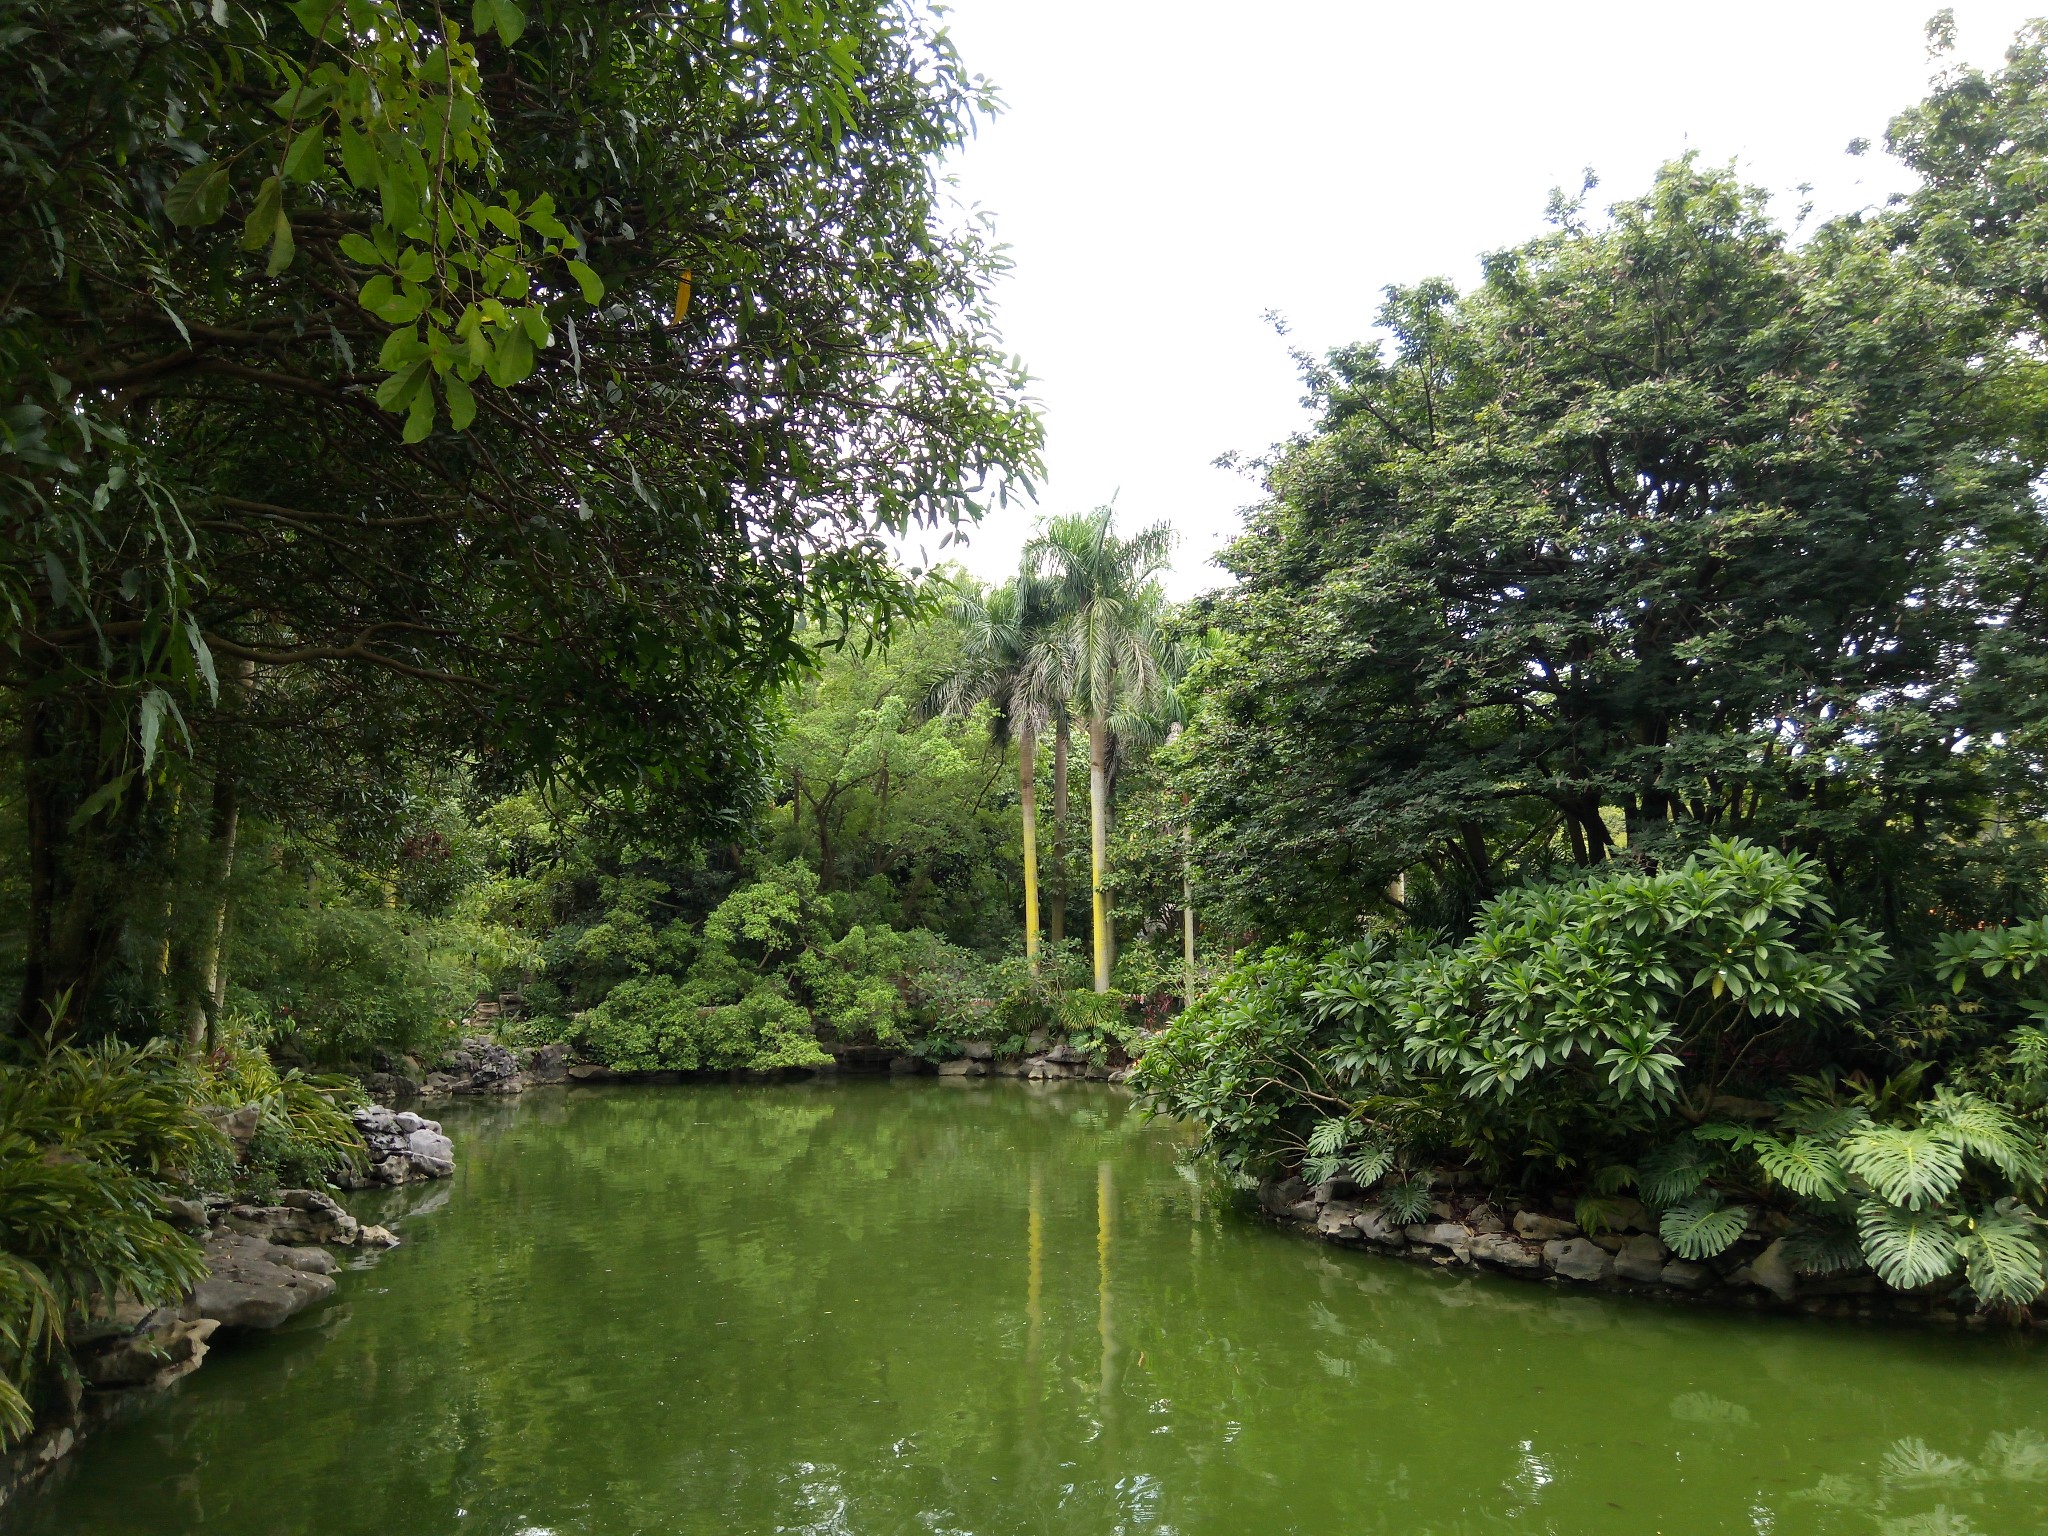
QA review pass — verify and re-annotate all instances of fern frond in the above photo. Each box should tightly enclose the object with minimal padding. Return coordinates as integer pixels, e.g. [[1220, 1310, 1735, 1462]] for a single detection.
[[1754, 1135, 1848, 1201], [1956, 1210, 2048, 1308], [1840, 1124, 1966, 1211], [1857, 1200, 1960, 1290], [1660, 1195, 1748, 1260]]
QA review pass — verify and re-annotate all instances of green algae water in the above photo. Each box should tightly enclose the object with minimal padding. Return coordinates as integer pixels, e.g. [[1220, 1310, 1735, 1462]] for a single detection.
[[19, 1081, 2048, 1536]]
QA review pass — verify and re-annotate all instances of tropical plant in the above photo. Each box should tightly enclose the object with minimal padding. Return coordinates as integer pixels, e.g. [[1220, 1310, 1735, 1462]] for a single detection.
[[0, 1039, 222, 1444], [1025, 508, 1177, 992]]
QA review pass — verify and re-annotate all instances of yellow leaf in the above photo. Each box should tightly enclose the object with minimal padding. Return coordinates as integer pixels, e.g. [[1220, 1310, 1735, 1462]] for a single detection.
[[673, 270, 692, 324]]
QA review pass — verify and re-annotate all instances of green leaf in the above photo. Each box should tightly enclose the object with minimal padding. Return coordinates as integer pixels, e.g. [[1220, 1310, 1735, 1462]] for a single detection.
[[164, 162, 231, 227], [472, 0, 527, 45], [374, 358, 430, 413], [1780, 1223, 1866, 1276], [338, 233, 382, 267], [403, 383, 437, 443], [1659, 1195, 1749, 1260], [1857, 1201, 1960, 1290], [1840, 1124, 1966, 1211], [288, 0, 340, 37], [337, 120, 378, 189], [283, 123, 326, 185], [444, 373, 476, 432], [565, 258, 604, 305], [1638, 1140, 1713, 1206], [240, 175, 283, 253], [1957, 1209, 2048, 1307], [266, 213, 296, 276], [1753, 1135, 1847, 1201], [1345, 1142, 1394, 1187]]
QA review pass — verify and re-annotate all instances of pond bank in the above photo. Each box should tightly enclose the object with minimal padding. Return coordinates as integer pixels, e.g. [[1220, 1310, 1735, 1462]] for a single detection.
[[1259, 1171, 1980, 1325], [0, 1105, 453, 1510]]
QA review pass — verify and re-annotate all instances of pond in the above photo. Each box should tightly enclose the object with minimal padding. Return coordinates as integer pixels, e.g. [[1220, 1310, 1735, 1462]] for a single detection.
[[20, 1081, 2048, 1535]]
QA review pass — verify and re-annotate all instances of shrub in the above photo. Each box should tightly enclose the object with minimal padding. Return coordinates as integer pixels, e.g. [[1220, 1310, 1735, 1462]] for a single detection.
[[577, 976, 829, 1071], [0, 1039, 221, 1444]]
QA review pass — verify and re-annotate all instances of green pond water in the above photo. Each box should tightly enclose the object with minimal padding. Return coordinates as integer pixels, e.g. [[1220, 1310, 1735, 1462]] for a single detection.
[[18, 1081, 2048, 1536]]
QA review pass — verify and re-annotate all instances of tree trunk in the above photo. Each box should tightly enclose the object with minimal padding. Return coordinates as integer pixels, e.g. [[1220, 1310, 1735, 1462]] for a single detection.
[[1182, 825, 1196, 1008], [180, 768, 241, 1057], [1019, 730, 1040, 970], [1088, 711, 1112, 993], [1050, 718, 1069, 949]]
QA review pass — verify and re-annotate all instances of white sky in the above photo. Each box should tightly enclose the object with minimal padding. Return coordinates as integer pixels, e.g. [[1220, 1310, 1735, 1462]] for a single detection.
[[902, 1, 2047, 598]]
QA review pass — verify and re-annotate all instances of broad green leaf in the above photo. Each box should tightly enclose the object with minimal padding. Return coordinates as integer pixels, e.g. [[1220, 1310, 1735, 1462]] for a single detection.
[[1957, 1209, 2047, 1307], [374, 358, 430, 412], [266, 213, 296, 276], [566, 259, 604, 305], [1857, 1201, 1960, 1290], [1660, 1195, 1748, 1260], [444, 373, 477, 431], [283, 123, 326, 184], [337, 120, 378, 189], [403, 384, 437, 442], [164, 161, 231, 227], [338, 233, 382, 266], [1840, 1124, 1966, 1211], [1754, 1135, 1847, 1201], [240, 175, 283, 252]]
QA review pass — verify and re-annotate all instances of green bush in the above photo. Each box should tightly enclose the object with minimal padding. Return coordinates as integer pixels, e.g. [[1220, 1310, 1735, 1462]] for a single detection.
[[578, 976, 829, 1072], [0, 1040, 221, 1445]]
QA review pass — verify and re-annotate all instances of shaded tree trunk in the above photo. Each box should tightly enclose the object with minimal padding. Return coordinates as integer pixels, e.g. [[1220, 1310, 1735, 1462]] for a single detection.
[[1019, 730, 1040, 970], [179, 768, 241, 1057], [1050, 717, 1069, 949], [1088, 711, 1112, 993]]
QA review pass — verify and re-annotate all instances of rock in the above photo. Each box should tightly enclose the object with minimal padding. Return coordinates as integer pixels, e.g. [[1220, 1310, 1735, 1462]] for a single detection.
[[278, 1246, 337, 1275], [887, 1055, 921, 1075], [962, 1040, 995, 1061], [436, 1036, 525, 1096], [340, 1104, 455, 1188], [1258, 1176, 1310, 1216], [358, 1225, 400, 1249], [1513, 1210, 1581, 1242], [1353, 1207, 1407, 1248], [1285, 1200, 1319, 1222], [222, 1189, 360, 1247], [1044, 1039, 1090, 1066], [1316, 1201, 1361, 1235], [1545, 1237, 1615, 1283], [522, 1042, 571, 1084], [1612, 1198, 1656, 1234], [78, 1314, 218, 1390], [205, 1104, 262, 1152], [163, 1196, 208, 1230], [1589, 1232, 1629, 1254], [1614, 1234, 1670, 1283], [936, 1058, 988, 1077], [185, 1231, 337, 1330], [1470, 1232, 1545, 1272], [361, 1070, 419, 1105], [1025, 1030, 1050, 1054], [1465, 1203, 1508, 1235], [1736, 1238, 1799, 1303], [565, 1063, 616, 1082], [1407, 1222, 1473, 1260], [1660, 1259, 1714, 1291]]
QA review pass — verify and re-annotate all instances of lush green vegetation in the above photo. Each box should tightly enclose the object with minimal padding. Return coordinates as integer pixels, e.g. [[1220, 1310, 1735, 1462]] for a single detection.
[[1138, 24, 2048, 1312]]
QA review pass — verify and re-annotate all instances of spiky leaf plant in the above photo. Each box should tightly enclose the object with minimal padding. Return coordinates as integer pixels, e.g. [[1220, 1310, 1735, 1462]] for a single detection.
[[1379, 1175, 1435, 1224]]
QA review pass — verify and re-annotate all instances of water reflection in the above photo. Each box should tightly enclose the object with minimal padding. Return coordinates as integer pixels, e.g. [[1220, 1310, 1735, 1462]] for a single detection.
[[18, 1081, 2048, 1536]]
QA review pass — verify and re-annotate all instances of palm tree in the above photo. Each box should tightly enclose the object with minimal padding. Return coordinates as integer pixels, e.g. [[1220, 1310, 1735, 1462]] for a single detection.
[[926, 577, 1061, 969], [1025, 508, 1176, 993]]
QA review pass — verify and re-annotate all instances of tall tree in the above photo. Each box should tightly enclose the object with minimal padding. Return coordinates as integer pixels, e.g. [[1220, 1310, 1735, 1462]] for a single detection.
[[1027, 510, 1175, 992], [1179, 158, 2046, 944], [0, 1, 1039, 1033], [927, 578, 1064, 968]]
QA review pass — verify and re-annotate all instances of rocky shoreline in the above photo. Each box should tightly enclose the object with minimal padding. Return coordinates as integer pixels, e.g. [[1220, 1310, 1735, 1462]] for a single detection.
[[0, 1105, 456, 1508], [1257, 1172, 1985, 1324]]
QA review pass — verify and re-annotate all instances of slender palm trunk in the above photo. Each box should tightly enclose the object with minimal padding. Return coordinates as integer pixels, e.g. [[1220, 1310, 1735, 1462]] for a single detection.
[[181, 766, 241, 1056], [1019, 730, 1040, 970], [1182, 821, 1196, 1007], [1050, 719, 1069, 949], [1088, 711, 1112, 993]]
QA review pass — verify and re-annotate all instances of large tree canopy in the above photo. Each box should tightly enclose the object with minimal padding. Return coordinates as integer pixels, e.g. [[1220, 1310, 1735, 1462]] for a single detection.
[[1181, 158, 2048, 945], [0, 1, 1039, 1030]]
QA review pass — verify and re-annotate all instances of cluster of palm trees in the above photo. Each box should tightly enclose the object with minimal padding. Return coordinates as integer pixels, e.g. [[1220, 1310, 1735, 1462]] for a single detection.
[[930, 506, 1190, 996]]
